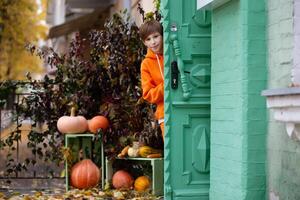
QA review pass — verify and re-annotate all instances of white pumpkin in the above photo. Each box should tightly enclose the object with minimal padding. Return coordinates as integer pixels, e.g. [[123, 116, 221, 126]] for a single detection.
[[57, 107, 88, 134]]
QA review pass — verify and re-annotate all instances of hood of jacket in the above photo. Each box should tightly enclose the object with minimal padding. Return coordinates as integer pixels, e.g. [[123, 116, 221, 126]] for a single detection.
[[145, 49, 163, 60]]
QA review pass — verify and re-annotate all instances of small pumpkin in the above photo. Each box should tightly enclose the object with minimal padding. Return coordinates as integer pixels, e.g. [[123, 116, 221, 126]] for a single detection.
[[127, 142, 140, 157], [112, 170, 134, 189], [57, 107, 88, 134], [134, 176, 151, 192], [70, 159, 101, 189], [88, 115, 109, 133]]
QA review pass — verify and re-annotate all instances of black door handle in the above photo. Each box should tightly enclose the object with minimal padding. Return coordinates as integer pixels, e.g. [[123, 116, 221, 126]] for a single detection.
[[171, 61, 179, 89]]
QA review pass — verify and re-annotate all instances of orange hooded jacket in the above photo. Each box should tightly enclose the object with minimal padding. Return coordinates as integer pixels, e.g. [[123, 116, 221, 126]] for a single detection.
[[141, 49, 164, 120]]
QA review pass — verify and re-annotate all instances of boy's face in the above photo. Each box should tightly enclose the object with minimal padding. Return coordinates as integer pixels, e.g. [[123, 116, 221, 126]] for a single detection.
[[143, 32, 163, 54]]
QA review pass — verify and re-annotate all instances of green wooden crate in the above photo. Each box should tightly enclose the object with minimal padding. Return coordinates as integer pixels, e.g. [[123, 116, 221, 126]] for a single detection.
[[104, 157, 164, 196], [65, 134, 104, 191]]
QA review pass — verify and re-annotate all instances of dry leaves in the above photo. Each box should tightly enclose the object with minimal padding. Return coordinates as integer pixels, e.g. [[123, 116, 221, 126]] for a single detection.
[[0, 188, 163, 200]]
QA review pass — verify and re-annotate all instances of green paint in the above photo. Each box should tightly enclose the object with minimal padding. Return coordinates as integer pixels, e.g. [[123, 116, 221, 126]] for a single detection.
[[210, 0, 267, 199], [163, 0, 211, 199]]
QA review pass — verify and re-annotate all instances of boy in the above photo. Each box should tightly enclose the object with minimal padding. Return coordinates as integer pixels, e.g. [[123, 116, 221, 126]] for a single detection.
[[139, 20, 164, 140]]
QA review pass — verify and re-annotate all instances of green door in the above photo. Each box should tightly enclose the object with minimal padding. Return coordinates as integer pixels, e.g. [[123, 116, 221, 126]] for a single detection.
[[162, 1, 211, 199]]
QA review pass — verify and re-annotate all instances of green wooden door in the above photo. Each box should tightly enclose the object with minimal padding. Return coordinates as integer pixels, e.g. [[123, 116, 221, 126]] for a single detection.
[[162, 0, 211, 199]]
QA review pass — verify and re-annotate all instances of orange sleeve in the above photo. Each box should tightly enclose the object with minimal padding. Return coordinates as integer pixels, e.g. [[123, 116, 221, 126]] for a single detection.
[[141, 62, 164, 104]]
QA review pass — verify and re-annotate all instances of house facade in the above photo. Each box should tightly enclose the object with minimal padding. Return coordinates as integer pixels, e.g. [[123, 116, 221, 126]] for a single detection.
[[47, 0, 300, 199], [263, 0, 300, 199], [162, 0, 299, 199], [2, 0, 299, 199]]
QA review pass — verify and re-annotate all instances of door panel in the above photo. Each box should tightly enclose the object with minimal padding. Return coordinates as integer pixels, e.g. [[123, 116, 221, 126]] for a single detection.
[[163, 0, 211, 199]]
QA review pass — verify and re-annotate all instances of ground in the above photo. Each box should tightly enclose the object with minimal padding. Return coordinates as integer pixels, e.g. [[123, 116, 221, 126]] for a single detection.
[[0, 188, 164, 200]]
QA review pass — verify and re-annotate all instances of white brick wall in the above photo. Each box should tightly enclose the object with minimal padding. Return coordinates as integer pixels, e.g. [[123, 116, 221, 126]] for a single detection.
[[292, 1, 300, 83], [268, 0, 293, 88]]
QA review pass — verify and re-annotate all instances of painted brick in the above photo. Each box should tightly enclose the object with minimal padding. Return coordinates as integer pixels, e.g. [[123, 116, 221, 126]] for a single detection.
[[247, 95, 267, 105], [211, 108, 239, 119], [244, 190, 266, 199], [266, 0, 300, 199], [247, 149, 266, 162], [211, 144, 243, 160], [245, 176, 266, 189], [247, 66, 267, 79], [243, 162, 266, 175], [211, 95, 240, 108], [212, 119, 243, 133], [279, 19, 293, 35], [245, 108, 266, 120], [211, 1, 244, 198], [245, 81, 267, 93], [248, 1, 265, 12], [268, 25, 280, 42], [211, 0, 267, 199], [211, 131, 243, 148], [211, 162, 244, 181], [268, 0, 279, 11], [247, 120, 267, 133], [246, 40, 266, 54], [247, 25, 267, 39], [213, 82, 241, 94], [268, 10, 280, 26], [246, 12, 266, 26]]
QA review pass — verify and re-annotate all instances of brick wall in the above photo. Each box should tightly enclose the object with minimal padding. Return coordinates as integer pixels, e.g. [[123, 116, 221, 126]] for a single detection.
[[268, 0, 293, 88], [210, 1, 243, 199], [267, 0, 300, 200], [210, 0, 267, 199]]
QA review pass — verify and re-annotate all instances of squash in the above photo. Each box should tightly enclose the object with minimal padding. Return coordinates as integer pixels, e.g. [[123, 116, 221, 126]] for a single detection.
[[134, 176, 151, 191], [139, 146, 162, 158], [112, 170, 134, 189], [146, 153, 162, 158], [57, 107, 88, 134], [88, 115, 109, 133], [117, 145, 130, 158], [70, 159, 101, 189], [127, 142, 140, 157]]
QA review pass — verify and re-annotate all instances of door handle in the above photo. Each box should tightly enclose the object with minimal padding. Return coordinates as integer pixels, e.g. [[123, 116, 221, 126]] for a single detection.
[[170, 24, 191, 100], [171, 61, 179, 89]]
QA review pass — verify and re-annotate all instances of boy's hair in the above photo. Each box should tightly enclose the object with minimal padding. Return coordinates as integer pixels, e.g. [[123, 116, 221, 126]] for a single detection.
[[139, 20, 163, 41]]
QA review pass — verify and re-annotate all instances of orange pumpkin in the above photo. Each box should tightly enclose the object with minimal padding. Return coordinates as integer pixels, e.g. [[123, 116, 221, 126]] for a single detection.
[[70, 159, 101, 189], [88, 115, 109, 133], [112, 170, 134, 189], [57, 107, 88, 134], [134, 176, 151, 191]]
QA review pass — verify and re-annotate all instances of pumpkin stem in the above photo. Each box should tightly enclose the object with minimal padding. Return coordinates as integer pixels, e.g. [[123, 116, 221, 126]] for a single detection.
[[70, 107, 76, 116]]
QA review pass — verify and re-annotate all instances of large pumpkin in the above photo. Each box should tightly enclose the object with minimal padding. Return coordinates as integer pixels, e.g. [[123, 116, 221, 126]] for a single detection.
[[88, 115, 109, 133], [57, 107, 88, 134], [70, 159, 101, 189], [112, 170, 134, 189], [134, 176, 151, 191]]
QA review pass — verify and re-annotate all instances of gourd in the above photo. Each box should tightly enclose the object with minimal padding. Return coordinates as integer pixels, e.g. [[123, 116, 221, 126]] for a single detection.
[[117, 145, 130, 158], [88, 115, 109, 133], [70, 159, 101, 189], [57, 107, 88, 134], [134, 176, 151, 191], [127, 142, 140, 157], [146, 153, 162, 158], [112, 170, 134, 189], [139, 146, 162, 158]]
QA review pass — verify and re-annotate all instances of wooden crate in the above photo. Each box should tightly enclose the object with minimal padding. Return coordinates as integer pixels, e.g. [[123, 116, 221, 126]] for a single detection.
[[65, 134, 104, 191], [104, 157, 164, 196]]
